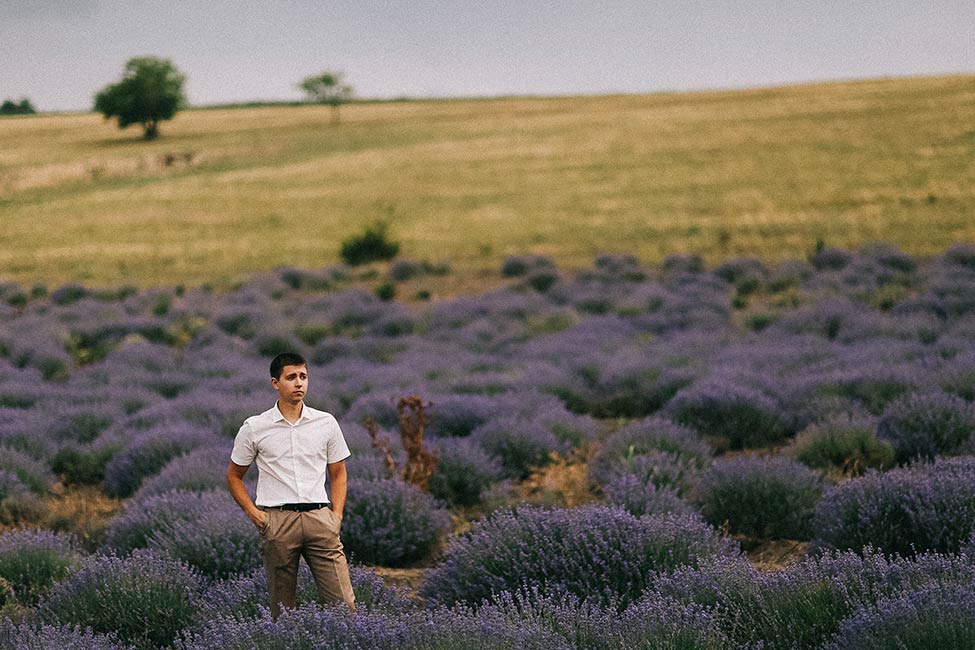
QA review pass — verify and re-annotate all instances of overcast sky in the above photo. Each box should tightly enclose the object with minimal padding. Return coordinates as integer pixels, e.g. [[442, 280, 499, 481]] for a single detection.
[[3, 1, 974, 112]]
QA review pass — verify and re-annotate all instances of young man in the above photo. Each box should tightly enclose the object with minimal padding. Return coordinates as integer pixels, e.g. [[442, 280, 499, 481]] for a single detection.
[[227, 352, 355, 618]]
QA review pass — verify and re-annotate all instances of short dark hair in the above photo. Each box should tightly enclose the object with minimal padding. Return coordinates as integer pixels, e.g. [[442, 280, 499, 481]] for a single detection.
[[270, 352, 307, 379]]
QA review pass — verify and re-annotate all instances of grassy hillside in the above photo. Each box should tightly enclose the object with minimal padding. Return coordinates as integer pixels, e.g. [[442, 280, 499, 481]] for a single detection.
[[1, 75, 974, 288]]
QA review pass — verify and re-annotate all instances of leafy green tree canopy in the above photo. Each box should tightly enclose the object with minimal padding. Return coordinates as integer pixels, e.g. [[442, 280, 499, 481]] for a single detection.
[[94, 57, 186, 140], [298, 70, 354, 123], [0, 98, 36, 115]]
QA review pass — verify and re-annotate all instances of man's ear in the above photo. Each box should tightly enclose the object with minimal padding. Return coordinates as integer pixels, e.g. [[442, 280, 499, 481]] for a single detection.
[[270, 376, 279, 389]]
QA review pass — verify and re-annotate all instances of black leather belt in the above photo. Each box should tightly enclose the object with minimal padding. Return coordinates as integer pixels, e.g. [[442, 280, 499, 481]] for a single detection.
[[263, 503, 328, 512]]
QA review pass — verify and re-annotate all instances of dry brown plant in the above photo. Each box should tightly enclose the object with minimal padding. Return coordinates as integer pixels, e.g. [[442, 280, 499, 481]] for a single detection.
[[519, 452, 598, 508], [364, 395, 439, 491]]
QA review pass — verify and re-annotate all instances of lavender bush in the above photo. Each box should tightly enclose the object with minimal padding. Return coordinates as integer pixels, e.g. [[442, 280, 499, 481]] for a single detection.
[[588, 417, 711, 489], [478, 589, 727, 650], [132, 446, 254, 501], [813, 456, 975, 555], [0, 446, 55, 494], [473, 417, 567, 479], [145, 495, 260, 579], [0, 529, 81, 605], [615, 594, 727, 650], [103, 489, 234, 555], [102, 424, 218, 497], [648, 550, 975, 649], [828, 582, 975, 650], [0, 622, 132, 650], [423, 506, 738, 609], [696, 455, 824, 539], [603, 475, 697, 518], [342, 479, 451, 566], [39, 550, 203, 649], [427, 437, 504, 507], [425, 394, 497, 437], [664, 379, 791, 448], [876, 391, 975, 461], [175, 606, 408, 650], [178, 603, 570, 650]]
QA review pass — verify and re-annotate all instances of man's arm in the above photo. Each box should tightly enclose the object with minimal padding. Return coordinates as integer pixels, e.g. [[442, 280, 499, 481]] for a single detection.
[[227, 462, 267, 530], [327, 460, 348, 520]]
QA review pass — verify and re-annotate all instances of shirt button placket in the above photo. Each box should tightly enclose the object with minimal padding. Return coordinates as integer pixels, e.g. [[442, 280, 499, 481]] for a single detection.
[[290, 422, 301, 499]]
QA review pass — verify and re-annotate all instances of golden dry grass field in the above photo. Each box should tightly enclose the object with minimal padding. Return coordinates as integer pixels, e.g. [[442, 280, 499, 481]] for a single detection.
[[1, 74, 974, 288]]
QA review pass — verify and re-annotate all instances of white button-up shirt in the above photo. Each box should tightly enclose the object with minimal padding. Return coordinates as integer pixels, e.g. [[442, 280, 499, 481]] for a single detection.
[[230, 403, 351, 507]]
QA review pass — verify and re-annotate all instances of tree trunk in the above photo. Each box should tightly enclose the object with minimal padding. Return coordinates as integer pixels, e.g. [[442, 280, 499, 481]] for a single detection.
[[143, 120, 159, 140], [330, 104, 341, 125]]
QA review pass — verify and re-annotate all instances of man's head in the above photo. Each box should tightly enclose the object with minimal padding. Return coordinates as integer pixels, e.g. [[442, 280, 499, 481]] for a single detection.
[[270, 352, 307, 380], [270, 352, 308, 406]]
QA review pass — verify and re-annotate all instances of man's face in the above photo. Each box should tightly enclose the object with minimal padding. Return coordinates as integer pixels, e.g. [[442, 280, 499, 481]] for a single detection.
[[271, 364, 308, 405]]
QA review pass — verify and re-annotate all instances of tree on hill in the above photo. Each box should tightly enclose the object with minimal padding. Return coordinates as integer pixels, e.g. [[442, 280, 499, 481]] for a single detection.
[[0, 98, 36, 115], [94, 57, 186, 140], [298, 70, 354, 124]]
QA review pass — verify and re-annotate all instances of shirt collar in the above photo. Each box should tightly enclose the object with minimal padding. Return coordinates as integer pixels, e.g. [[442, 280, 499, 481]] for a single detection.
[[272, 401, 310, 424]]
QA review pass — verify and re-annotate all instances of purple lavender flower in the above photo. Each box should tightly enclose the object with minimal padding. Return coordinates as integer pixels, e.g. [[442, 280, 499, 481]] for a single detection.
[[180, 604, 574, 650], [424, 393, 498, 437], [807, 546, 975, 611]]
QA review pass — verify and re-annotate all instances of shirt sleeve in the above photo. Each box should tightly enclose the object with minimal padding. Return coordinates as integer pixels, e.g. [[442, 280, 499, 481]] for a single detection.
[[326, 415, 352, 464], [230, 420, 257, 466]]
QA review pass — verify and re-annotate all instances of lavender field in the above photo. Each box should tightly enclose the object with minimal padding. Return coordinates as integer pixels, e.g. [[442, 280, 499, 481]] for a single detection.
[[2, 244, 975, 649]]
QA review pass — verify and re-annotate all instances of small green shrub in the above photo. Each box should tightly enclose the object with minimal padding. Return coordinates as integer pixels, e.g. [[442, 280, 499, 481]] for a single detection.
[[375, 281, 396, 301], [793, 418, 894, 475], [49, 446, 118, 486], [340, 222, 400, 266]]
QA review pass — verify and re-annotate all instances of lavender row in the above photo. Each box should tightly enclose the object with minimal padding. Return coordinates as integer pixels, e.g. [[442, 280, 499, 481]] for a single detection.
[[2, 526, 974, 649]]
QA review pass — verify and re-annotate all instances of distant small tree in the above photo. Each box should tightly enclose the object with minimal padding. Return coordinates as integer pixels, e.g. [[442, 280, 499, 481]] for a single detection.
[[0, 98, 36, 115], [94, 57, 186, 140], [298, 70, 354, 124]]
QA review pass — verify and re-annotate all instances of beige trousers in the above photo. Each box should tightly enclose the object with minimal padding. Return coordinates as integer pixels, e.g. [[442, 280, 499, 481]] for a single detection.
[[259, 507, 356, 618]]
